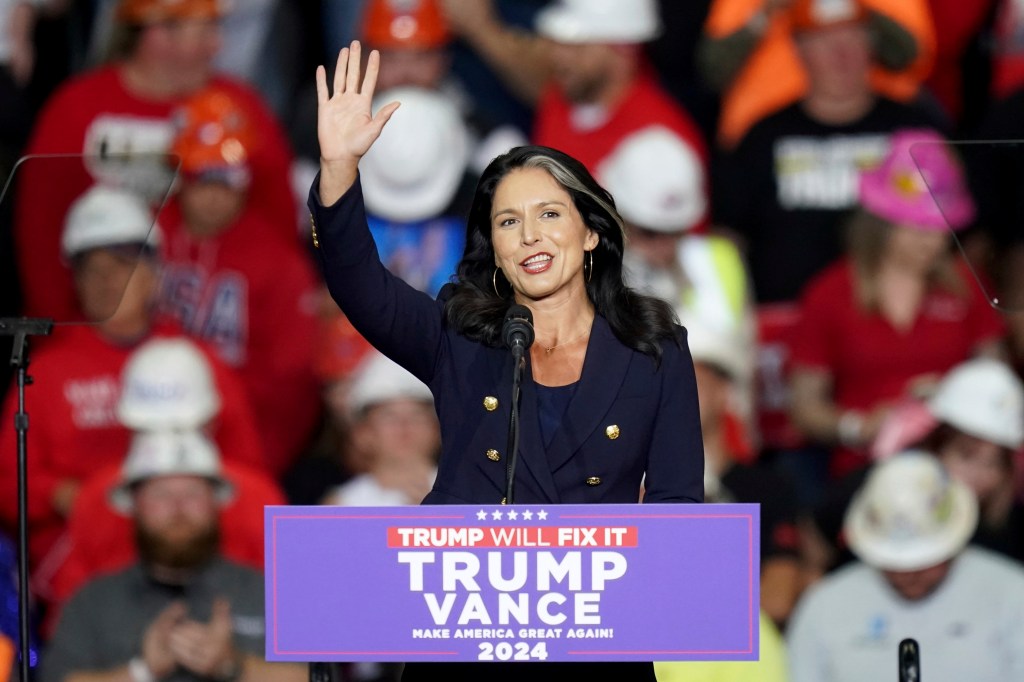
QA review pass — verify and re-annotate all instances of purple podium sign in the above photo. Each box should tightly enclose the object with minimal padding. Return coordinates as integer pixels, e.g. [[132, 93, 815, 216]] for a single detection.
[[265, 503, 759, 663]]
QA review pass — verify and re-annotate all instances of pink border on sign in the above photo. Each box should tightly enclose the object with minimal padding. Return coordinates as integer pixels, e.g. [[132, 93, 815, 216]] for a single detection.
[[557, 512, 756, 656], [269, 511, 757, 657], [271, 514, 468, 657]]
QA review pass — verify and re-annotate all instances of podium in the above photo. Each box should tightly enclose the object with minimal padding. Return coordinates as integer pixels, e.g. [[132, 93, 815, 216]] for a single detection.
[[265, 503, 760, 664]]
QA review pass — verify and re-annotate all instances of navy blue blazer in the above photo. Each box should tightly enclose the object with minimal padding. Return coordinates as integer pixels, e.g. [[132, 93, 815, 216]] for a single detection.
[[308, 178, 704, 506]]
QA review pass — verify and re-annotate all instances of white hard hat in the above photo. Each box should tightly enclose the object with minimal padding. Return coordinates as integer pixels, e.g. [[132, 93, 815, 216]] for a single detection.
[[844, 451, 978, 571], [926, 358, 1024, 449], [117, 337, 221, 429], [536, 0, 662, 44], [61, 184, 162, 261], [109, 428, 234, 514], [678, 310, 748, 382], [360, 86, 469, 223], [347, 351, 433, 420], [598, 126, 707, 233]]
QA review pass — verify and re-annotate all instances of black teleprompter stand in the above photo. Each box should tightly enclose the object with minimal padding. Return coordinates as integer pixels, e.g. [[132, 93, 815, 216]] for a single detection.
[[1, 317, 53, 681]]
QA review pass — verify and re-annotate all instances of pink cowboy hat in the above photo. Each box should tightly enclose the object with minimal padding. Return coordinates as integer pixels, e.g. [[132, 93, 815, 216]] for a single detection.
[[859, 129, 976, 231]]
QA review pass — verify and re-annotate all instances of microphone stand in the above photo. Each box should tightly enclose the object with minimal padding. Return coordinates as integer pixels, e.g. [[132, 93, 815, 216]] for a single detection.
[[308, 662, 342, 682], [1, 317, 53, 682], [504, 344, 526, 505]]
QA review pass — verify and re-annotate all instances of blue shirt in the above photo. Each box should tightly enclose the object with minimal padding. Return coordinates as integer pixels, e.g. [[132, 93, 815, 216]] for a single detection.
[[536, 381, 578, 447], [368, 215, 465, 296]]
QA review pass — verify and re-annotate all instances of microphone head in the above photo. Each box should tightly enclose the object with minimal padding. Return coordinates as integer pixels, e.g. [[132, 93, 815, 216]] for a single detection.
[[502, 304, 535, 351], [898, 638, 920, 682], [505, 304, 533, 324]]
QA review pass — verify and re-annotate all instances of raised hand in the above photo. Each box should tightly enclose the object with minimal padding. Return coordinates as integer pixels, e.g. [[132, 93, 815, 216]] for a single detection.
[[316, 40, 400, 205]]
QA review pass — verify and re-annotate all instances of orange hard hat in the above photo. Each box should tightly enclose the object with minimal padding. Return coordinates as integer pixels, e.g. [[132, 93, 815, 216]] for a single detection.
[[361, 0, 450, 49], [789, 0, 867, 32], [117, 0, 225, 24], [169, 87, 256, 183]]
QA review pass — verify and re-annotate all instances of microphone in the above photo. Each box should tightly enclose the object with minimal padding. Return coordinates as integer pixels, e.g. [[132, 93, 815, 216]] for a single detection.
[[501, 304, 532, 505], [502, 305, 534, 359], [898, 638, 920, 682]]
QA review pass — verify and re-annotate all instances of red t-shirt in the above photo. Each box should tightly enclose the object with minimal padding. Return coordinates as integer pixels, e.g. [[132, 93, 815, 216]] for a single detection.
[[158, 208, 322, 474], [992, 0, 1024, 98], [532, 71, 709, 224], [13, 65, 297, 322], [923, 0, 995, 122], [789, 259, 1006, 476], [0, 321, 264, 572]]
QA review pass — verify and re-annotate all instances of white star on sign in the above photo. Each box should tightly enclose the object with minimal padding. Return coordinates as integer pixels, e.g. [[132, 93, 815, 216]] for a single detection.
[[507, 510, 519, 520], [522, 510, 533, 520], [491, 509, 503, 520], [476, 510, 488, 520], [537, 510, 548, 520]]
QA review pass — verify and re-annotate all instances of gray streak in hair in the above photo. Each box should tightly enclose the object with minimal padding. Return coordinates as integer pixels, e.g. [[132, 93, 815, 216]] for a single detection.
[[522, 155, 627, 243]]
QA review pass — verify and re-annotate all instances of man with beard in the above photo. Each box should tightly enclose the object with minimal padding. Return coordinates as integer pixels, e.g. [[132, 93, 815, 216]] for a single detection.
[[39, 429, 305, 682]]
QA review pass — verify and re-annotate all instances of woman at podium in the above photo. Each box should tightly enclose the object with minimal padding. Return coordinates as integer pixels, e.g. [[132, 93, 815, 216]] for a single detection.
[[308, 41, 704, 681]]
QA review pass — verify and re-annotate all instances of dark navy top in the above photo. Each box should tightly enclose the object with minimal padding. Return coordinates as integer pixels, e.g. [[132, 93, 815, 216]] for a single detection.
[[535, 381, 578, 447]]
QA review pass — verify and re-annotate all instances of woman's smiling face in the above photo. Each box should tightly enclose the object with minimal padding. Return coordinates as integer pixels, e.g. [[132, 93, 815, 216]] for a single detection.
[[489, 167, 598, 305]]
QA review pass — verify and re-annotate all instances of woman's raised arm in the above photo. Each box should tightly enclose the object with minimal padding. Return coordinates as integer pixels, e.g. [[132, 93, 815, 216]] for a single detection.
[[315, 41, 400, 206]]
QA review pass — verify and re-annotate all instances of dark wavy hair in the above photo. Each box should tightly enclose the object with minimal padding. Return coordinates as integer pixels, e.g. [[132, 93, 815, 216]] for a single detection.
[[444, 145, 681, 363]]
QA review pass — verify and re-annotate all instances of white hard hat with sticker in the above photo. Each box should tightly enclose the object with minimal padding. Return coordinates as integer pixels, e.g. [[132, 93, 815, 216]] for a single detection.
[[845, 451, 978, 571], [927, 358, 1024, 449], [598, 126, 707, 233], [117, 337, 221, 429], [109, 428, 234, 514]]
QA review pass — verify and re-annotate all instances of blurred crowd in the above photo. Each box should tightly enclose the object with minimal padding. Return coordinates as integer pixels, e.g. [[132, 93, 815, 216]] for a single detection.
[[3, 0, 1024, 680]]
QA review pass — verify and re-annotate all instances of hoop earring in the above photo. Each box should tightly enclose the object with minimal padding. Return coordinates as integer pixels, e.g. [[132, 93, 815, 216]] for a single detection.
[[584, 250, 594, 283], [493, 267, 504, 297]]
